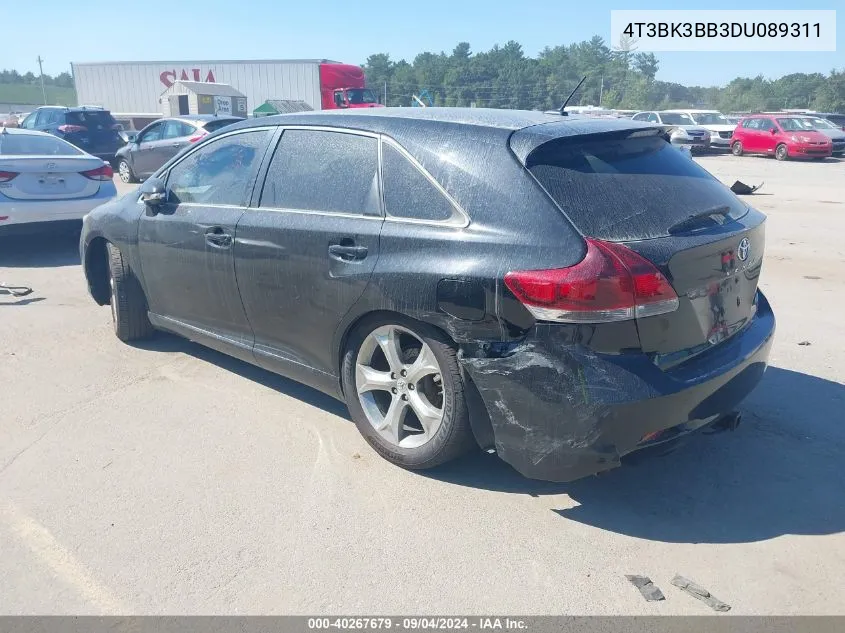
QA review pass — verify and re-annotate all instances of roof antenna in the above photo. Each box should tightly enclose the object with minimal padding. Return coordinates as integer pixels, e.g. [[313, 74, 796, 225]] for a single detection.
[[559, 75, 587, 116]]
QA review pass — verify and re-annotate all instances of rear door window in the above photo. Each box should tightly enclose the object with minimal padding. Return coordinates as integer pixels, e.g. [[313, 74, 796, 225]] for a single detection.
[[163, 120, 195, 139], [259, 129, 380, 216], [526, 133, 747, 242], [381, 141, 458, 222]]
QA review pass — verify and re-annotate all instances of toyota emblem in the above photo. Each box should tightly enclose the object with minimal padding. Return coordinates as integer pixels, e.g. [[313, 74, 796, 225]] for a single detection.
[[737, 238, 750, 261]]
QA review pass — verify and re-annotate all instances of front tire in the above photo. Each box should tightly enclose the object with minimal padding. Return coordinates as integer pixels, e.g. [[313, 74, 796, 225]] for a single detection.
[[775, 144, 789, 161], [341, 315, 475, 470], [107, 243, 153, 342], [117, 159, 136, 184], [731, 141, 743, 156]]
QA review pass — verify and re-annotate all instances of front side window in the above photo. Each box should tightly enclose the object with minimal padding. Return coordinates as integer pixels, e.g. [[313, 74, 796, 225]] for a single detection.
[[139, 122, 163, 143], [259, 129, 380, 216], [382, 142, 457, 222], [166, 130, 269, 206], [346, 89, 379, 105]]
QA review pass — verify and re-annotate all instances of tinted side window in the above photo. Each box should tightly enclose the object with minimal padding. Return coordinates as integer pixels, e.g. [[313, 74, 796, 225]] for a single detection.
[[382, 142, 456, 222], [166, 130, 269, 206], [259, 129, 380, 216]]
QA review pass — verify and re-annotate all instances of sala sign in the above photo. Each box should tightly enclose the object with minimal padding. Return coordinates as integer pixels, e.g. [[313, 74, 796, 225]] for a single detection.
[[160, 68, 217, 88]]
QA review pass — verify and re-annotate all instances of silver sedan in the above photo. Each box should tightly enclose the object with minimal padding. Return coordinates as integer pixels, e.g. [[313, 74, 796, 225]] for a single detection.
[[0, 128, 117, 236]]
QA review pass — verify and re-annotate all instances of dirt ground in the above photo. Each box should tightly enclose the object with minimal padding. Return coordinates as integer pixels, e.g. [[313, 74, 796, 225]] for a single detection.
[[0, 154, 843, 615]]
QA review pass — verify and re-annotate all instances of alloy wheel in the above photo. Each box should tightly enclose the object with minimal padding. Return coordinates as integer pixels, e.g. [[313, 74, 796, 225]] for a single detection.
[[355, 325, 445, 449], [118, 161, 132, 183]]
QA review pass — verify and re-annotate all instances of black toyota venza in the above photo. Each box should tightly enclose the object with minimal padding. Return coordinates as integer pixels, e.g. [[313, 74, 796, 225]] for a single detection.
[[80, 109, 775, 482]]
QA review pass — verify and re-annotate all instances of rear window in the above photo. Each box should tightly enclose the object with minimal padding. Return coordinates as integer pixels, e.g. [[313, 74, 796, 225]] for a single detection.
[[202, 119, 238, 133], [0, 133, 82, 155], [66, 110, 117, 128], [527, 134, 747, 241]]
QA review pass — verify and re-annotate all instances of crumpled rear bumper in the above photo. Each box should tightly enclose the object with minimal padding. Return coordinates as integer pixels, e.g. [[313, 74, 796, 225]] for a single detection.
[[459, 293, 775, 482]]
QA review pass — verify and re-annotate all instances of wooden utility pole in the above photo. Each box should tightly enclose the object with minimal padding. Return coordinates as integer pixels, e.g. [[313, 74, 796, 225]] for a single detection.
[[36, 56, 47, 104]]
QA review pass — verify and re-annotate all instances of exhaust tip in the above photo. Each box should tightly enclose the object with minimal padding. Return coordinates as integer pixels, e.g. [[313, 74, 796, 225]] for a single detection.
[[714, 411, 742, 432]]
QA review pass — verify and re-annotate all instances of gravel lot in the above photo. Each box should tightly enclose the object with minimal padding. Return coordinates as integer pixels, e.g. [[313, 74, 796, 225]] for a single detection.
[[1, 154, 843, 615]]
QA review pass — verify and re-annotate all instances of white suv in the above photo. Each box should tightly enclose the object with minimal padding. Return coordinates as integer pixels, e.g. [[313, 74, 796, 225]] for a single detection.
[[664, 110, 736, 148]]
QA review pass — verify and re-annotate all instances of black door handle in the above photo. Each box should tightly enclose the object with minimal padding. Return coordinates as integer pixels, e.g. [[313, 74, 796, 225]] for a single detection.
[[205, 226, 232, 248], [328, 244, 368, 261]]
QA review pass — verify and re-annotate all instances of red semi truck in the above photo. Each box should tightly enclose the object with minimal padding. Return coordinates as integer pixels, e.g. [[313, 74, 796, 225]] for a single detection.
[[319, 63, 383, 110]]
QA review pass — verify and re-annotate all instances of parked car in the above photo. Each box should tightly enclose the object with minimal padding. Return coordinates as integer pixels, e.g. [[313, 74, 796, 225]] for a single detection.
[[805, 112, 845, 128], [79, 109, 774, 483], [731, 115, 833, 160], [631, 111, 712, 151], [115, 115, 241, 183], [18, 106, 124, 163], [0, 128, 116, 236], [664, 109, 736, 148], [794, 116, 845, 156]]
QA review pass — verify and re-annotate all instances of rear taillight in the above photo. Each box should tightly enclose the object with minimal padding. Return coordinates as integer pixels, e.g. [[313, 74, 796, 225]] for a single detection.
[[0, 170, 18, 182], [57, 124, 87, 133], [504, 238, 679, 323], [188, 131, 208, 143], [81, 164, 114, 181]]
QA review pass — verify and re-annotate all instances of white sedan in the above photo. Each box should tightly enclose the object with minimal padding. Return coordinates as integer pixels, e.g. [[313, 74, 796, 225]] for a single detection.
[[0, 128, 117, 236]]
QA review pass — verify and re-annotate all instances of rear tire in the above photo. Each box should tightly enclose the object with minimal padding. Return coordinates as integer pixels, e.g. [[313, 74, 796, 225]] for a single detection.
[[731, 141, 743, 156], [117, 159, 136, 184], [775, 144, 789, 161], [107, 243, 153, 342], [341, 315, 475, 470]]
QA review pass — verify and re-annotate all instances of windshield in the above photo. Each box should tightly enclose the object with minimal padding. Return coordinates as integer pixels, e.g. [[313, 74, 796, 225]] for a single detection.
[[777, 118, 816, 131], [807, 117, 837, 129], [527, 134, 747, 241], [660, 113, 695, 125], [0, 133, 82, 155], [346, 89, 379, 105], [694, 113, 730, 125]]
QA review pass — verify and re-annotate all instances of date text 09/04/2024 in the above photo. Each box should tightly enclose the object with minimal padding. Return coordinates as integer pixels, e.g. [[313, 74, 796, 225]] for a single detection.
[[307, 618, 528, 630], [622, 22, 821, 39]]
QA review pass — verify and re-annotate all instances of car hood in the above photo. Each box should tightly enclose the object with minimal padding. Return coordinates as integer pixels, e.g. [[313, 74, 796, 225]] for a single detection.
[[697, 124, 736, 133], [671, 126, 710, 134], [814, 128, 845, 139]]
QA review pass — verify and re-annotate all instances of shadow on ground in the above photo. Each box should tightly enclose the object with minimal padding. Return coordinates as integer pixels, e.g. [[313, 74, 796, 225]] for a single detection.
[[133, 333, 350, 420], [425, 365, 845, 544], [0, 228, 81, 268]]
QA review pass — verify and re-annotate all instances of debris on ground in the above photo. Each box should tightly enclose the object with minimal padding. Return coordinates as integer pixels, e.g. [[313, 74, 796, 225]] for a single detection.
[[730, 180, 764, 195], [671, 575, 731, 612], [625, 575, 666, 602], [798, 341, 812, 346]]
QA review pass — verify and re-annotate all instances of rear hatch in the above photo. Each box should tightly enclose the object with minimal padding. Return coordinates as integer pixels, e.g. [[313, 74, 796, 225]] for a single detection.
[[519, 129, 764, 365], [63, 110, 122, 155]]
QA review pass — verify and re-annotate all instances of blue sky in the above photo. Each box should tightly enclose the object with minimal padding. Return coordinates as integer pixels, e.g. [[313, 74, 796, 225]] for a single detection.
[[4, 0, 842, 87]]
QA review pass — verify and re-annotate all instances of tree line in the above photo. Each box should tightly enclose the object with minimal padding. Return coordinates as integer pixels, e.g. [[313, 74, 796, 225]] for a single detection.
[[0, 69, 74, 89], [363, 36, 845, 113], [3, 38, 844, 113]]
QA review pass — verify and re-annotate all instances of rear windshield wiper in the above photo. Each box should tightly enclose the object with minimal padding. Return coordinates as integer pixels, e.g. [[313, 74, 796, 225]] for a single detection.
[[668, 206, 733, 235]]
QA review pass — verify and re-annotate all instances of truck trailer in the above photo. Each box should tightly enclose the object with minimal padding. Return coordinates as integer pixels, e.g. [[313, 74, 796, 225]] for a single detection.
[[71, 59, 382, 114]]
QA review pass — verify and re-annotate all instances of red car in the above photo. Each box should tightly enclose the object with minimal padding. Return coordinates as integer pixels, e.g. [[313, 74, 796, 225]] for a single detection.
[[731, 114, 832, 160]]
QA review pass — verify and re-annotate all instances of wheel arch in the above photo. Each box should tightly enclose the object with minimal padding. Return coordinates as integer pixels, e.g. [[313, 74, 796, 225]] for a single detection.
[[336, 309, 496, 451], [84, 236, 111, 305]]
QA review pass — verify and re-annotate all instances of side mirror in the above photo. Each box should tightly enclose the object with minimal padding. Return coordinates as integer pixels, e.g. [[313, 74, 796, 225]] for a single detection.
[[139, 177, 167, 208], [770, 128, 777, 134]]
